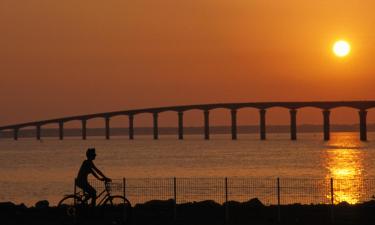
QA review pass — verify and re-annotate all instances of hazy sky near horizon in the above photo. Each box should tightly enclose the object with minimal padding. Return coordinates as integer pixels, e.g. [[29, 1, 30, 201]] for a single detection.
[[1, 0, 375, 127]]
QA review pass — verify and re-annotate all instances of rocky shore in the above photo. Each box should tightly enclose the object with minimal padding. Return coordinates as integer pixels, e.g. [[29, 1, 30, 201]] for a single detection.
[[1, 199, 375, 225]]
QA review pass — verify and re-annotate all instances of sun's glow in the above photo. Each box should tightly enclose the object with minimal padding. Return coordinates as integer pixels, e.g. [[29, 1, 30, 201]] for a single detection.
[[325, 134, 363, 204], [333, 40, 351, 57]]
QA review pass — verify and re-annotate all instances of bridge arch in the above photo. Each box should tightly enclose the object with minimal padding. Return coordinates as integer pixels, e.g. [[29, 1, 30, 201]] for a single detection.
[[178, 109, 205, 140], [329, 106, 366, 141], [205, 108, 232, 140], [157, 111, 180, 138], [236, 108, 259, 139], [62, 120, 85, 140]]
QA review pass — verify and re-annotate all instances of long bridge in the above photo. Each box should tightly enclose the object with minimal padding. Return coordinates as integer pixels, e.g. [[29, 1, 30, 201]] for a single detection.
[[0, 101, 374, 141]]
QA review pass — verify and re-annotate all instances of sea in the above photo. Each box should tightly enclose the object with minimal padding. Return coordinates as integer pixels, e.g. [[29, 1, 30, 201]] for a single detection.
[[0, 132, 374, 206]]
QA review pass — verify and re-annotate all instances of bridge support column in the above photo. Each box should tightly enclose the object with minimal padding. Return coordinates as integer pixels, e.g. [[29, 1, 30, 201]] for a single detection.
[[359, 110, 367, 141], [204, 110, 210, 140], [82, 119, 87, 140], [323, 110, 330, 141], [153, 112, 159, 140], [231, 109, 237, 140], [36, 125, 41, 140], [290, 109, 297, 140], [178, 112, 184, 140], [129, 114, 134, 140], [259, 109, 266, 140], [14, 128, 19, 140], [105, 117, 110, 140], [59, 122, 64, 140]]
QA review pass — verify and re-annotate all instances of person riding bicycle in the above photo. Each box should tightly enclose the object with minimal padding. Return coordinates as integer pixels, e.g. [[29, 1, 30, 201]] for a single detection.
[[76, 148, 111, 206]]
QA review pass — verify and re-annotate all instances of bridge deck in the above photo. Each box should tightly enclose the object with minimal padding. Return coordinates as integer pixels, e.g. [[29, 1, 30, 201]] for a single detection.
[[0, 101, 374, 130]]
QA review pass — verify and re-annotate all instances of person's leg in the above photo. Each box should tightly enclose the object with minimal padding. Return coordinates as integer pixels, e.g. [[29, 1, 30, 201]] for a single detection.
[[78, 182, 97, 206], [85, 184, 97, 207]]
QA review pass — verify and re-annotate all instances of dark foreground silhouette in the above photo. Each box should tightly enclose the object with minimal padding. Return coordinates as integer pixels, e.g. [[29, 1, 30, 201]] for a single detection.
[[1, 198, 375, 225]]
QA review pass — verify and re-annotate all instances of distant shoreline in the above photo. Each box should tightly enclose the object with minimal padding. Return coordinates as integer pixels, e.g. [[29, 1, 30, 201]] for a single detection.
[[0, 124, 374, 138]]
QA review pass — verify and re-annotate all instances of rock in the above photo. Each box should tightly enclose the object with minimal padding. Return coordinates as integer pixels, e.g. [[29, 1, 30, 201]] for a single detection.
[[17, 203, 27, 209], [242, 198, 264, 207], [225, 200, 240, 207], [0, 202, 16, 209], [35, 200, 49, 208], [361, 200, 375, 207], [193, 200, 221, 208], [143, 199, 175, 208], [337, 201, 350, 207]]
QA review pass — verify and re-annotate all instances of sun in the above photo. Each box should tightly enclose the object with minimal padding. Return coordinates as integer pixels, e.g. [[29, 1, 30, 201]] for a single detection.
[[333, 40, 351, 57]]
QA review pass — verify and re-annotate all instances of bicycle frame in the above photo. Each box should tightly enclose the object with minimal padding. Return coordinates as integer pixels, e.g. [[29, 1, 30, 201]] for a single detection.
[[95, 187, 111, 206], [77, 181, 112, 206]]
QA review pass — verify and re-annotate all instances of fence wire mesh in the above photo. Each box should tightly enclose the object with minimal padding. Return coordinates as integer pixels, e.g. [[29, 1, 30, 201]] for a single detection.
[[176, 178, 226, 204], [279, 178, 331, 205], [83, 178, 375, 206], [227, 178, 276, 205], [124, 178, 174, 204]]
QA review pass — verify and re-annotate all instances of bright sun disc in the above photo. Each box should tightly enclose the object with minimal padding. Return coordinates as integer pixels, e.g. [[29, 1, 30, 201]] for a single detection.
[[333, 40, 350, 57]]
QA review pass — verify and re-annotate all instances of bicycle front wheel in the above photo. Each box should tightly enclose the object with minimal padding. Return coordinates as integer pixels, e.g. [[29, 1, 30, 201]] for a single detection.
[[104, 195, 130, 206]]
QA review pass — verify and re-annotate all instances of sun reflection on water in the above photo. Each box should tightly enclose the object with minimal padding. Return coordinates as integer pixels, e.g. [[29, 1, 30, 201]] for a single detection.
[[325, 133, 364, 204]]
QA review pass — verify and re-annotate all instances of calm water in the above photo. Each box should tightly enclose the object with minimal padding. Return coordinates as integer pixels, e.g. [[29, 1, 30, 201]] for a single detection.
[[0, 132, 374, 206]]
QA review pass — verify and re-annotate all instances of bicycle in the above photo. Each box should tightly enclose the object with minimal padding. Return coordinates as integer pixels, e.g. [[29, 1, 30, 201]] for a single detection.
[[58, 180, 131, 223]]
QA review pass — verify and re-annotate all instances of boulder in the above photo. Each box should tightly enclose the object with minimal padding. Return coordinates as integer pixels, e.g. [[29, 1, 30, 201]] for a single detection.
[[35, 200, 49, 209], [0, 202, 16, 209], [242, 198, 264, 208]]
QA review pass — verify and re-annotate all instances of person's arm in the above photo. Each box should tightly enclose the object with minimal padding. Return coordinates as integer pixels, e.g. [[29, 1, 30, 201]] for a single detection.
[[92, 163, 110, 181], [90, 169, 102, 180]]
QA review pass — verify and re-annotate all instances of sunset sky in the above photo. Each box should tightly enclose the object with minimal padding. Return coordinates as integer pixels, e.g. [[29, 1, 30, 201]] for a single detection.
[[1, 0, 374, 127]]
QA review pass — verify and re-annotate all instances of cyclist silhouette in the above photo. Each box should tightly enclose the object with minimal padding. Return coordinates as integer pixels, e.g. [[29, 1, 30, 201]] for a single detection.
[[76, 148, 111, 206]]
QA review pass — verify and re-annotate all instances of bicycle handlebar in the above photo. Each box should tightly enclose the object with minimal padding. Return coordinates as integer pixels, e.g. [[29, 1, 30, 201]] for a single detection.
[[104, 180, 111, 192]]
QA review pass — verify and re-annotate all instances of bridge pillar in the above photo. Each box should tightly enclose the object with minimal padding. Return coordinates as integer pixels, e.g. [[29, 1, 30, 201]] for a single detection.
[[322, 110, 330, 141], [36, 125, 41, 140], [231, 109, 237, 140], [359, 110, 367, 141], [14, 128, 19, 140], [178, 112, 184, 140], [259, 109, 266, 140], [105, 117, 110, 140], [153, 112, 159, 140], [204, 110, 210, 140], [290, 109, 297, 140], [82, 119, 87, 140], [129, 114, 134, 140], [59, 122, 64, 140]]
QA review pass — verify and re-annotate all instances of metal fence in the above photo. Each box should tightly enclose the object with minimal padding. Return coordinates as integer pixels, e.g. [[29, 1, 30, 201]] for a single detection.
[[85, 177, 375, 206]]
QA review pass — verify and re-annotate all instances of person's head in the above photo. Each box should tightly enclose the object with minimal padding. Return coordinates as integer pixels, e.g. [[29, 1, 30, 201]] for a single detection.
[[86, 148, 96, 160]]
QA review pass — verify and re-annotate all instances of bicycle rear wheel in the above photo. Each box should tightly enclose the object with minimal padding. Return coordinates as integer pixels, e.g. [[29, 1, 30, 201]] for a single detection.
[[58, 195, 83, 207]]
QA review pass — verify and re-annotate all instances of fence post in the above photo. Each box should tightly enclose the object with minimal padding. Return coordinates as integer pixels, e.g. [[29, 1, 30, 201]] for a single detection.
[[277, 177, 281, 223], [74, 178, 77, 206], [73, 178, 77, 224], [123, 178, 126, 200], [330, 178, 334, 224], [173, 177, 177, 222], [225, 177, 229, 224], [122, 178, 127, 224]]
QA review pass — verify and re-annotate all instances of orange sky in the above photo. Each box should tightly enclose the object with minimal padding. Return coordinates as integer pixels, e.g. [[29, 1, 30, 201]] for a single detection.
[[1, 0, 375, 127]]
